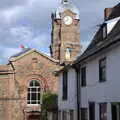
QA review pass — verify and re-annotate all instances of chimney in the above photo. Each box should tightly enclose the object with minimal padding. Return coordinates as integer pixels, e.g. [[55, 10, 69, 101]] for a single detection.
[[104, 8, 113, 20]]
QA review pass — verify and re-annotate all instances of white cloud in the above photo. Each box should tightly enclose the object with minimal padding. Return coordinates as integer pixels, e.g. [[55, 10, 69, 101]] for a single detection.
[[0, 46, 21, 64], [0, 0, 27, 10], [32, 33, 50, 47], [0, 6, 24, 25], [3, 47, 21, 58], [10, 26, 33, 41], [0, 0, 119, 63]]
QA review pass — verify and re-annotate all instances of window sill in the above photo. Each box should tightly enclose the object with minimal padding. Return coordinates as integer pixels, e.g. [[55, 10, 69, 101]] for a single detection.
[[99, 80, 107, 83], [27, 104, 41, 107], [62, 98, 67, 101]]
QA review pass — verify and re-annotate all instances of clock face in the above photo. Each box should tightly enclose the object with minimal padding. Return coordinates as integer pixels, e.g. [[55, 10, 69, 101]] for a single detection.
[[63, 16, 73, 25]]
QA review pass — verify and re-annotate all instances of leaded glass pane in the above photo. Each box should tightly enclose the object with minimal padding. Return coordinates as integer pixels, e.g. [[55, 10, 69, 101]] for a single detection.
[[27, 80, 41, 105]]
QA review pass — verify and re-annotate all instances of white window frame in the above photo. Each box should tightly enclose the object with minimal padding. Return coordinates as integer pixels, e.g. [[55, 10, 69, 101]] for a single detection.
[[27, 80, 41, 106]]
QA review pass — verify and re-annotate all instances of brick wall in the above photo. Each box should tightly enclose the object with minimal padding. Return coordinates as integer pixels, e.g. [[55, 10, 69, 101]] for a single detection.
[[0, 51, 60, 120]]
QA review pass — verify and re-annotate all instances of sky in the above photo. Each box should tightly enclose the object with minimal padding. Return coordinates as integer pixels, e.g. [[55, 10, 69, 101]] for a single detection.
[[0, 0, 119, 64]]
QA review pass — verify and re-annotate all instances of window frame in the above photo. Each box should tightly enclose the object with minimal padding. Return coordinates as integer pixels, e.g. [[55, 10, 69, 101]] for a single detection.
[[99, 103, 107, 120], [81, 66, 86, 87], [89, 102, 95, 120], [62, 70, 68, 100], [81, 108, 88, 120], [27, 80, 41, 106], [70, 110, 74, 120], [102, 23, 107, 39], [99, 57, 107, 82], [65, 47, 72, 60]]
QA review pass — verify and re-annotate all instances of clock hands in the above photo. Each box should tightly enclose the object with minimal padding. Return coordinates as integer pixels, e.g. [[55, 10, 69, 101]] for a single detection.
[[63, 16, 73, 25]]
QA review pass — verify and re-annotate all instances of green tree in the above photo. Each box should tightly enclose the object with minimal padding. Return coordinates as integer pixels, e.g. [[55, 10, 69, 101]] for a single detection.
[[41, 92, 58, 120]]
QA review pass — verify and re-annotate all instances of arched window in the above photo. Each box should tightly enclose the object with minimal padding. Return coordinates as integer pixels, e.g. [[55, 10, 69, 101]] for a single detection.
[[27, 80, 40, 105], [65, 48, 72, 60]]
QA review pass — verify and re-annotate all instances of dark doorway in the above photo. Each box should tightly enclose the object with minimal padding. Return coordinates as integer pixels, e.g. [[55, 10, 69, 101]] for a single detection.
[[111, 103, 120, 120], [89, 102, 95, 120], [112, 104, 117, 120], [28, 115, 40, 120]]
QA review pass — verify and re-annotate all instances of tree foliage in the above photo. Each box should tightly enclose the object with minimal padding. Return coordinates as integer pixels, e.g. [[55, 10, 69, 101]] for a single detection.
[[42, 92, 58, 111], [41, 92, 58, 120]]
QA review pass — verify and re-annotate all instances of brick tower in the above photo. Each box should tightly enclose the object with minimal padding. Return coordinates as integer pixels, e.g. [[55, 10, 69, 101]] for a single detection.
[[50, 0, 80, 64]]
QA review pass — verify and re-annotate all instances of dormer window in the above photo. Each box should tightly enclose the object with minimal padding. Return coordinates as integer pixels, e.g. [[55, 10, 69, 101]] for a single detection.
[[103, 23, 107, 39]]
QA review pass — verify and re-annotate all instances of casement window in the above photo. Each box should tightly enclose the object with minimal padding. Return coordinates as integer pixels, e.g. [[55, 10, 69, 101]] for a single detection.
[[99, 58, 107, 82], [81, 108, 88, 120], [70, 110, 74, 120], [81, 67, 86, 87], [103, 24, 107, 39], [99, 103, 107, 120], [62, 71, 68, 100], [27, 80, 40, 105], [89, 102, 95, 120]]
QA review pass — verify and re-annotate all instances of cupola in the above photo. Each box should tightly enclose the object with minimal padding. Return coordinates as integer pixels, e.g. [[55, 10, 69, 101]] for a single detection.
[[54, 0, 79, 19]]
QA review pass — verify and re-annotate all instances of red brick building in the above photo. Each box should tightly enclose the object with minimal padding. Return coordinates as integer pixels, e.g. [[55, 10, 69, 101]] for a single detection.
[[0, 48, 60, 120]]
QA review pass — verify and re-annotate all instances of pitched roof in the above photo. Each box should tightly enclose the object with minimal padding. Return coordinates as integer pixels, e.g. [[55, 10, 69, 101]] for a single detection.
[[9, 48, 59, 63], [75, 20, 120, 64], [10, 48, 32, 58], [74, 3, 120, 64]]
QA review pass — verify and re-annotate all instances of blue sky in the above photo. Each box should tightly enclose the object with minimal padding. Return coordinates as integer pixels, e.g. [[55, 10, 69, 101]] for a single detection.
[[0, 0, 119, 64]]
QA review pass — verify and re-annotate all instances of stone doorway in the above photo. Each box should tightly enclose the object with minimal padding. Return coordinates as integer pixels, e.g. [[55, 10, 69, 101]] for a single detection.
[[27, 114, 40, 120]]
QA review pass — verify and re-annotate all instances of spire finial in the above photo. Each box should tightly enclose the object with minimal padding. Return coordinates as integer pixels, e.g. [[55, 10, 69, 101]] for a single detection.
[[61, 0, 69, 4]]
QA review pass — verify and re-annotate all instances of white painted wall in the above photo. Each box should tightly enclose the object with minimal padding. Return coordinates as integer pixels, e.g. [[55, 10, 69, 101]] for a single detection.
[[81, 45, 120, 120], [58, 68, 77, 119], [58, 68, 77, 109]]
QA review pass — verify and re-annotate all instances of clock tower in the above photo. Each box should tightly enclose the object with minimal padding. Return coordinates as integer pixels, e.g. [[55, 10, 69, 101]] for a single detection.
[[50, 0, 80, 64]]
